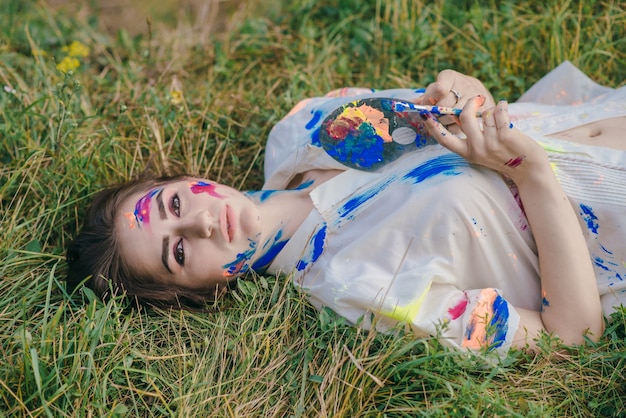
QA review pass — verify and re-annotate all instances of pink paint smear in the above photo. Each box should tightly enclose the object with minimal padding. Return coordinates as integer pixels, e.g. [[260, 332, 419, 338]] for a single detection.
[[448, 298, 468, 320], [189, 181, 224, 198], [133, 188, 160, 229]]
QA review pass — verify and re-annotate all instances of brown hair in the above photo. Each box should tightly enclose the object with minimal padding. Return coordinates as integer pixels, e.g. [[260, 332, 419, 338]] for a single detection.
[[66, 176, 223, 310]]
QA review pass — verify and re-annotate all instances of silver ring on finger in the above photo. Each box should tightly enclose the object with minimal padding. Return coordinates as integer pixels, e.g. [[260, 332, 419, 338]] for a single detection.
[[450, 88, 462, 105]]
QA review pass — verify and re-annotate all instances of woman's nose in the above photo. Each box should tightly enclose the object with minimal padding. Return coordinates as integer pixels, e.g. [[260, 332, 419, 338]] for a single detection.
[[180, 210, 214, 238]]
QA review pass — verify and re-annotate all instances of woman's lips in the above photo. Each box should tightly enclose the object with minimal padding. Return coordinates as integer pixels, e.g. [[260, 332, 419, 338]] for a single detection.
[[220, 205, 229, 242], [221, 204, 236, 243]]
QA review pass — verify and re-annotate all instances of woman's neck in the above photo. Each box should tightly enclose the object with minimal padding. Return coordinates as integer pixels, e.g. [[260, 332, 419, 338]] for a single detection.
[[245, 188, 311, 272], [245, 168, 343, 272]]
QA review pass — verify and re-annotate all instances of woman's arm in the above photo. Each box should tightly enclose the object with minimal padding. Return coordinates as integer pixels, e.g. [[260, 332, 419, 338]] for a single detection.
[[422, 96, 604, 349]]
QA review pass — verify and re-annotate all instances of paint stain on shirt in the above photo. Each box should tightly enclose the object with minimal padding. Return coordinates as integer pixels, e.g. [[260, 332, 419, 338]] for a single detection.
[[306, 110, 324, 130], [579, 204, 599, 234], [448, 298, 468, 320], [402, 154, 466, 184], [462, 288, 509, 351], [296, 224, 327, 271]]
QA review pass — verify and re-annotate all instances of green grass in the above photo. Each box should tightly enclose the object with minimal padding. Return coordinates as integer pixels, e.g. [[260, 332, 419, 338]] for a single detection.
[[1, 0, 625, 415]]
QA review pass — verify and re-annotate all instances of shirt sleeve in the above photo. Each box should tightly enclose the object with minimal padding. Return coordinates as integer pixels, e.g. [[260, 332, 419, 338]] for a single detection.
[[304, 272, 522, 356], [384, 283, 521, 355]]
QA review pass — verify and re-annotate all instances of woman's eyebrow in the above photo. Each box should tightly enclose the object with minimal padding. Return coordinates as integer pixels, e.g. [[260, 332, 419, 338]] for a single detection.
[[162, 235, 173, 273], [156, 189, 167, 220]]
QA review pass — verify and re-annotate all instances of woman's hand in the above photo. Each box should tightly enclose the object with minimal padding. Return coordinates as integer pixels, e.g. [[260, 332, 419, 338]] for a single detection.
[[421, 96, 548, 186], [415, 70, 496, 132], [422, 95, 604, 348]]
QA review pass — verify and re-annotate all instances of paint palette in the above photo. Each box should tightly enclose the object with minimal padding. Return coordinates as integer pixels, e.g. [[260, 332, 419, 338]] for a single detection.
[[319, 97, 449, 171]]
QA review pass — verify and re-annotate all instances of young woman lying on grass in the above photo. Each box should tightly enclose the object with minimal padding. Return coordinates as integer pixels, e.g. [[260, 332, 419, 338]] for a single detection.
[[67, 62, 626, 355]]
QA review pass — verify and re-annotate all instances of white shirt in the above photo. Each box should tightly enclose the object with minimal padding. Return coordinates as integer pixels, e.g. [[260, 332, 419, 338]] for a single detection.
[[263, 62, 626, 354]]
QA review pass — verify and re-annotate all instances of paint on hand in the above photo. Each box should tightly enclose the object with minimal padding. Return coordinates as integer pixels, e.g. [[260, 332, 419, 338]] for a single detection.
[[223, 238, 258, 277], [462, 288, 510, 351], [579, 204, 599, 234], [189, 181, 224, 199], [296, 224, 327, 271], [504, 155, 525, 168], [133, 188, 161, 229]]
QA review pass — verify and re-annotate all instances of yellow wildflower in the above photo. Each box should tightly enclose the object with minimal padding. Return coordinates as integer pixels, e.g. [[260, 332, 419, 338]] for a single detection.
[[56, 56, 80, 73], [170, 91, 183, 105], [62, 40, 90, 58], [169, 76, 184, 105], [32, 48, 48, 57]]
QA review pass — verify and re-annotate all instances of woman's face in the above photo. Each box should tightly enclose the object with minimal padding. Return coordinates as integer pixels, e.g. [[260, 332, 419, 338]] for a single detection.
[[115, 178, 262, 291]]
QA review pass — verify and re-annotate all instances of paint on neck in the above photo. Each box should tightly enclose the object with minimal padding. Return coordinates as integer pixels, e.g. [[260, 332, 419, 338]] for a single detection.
[[245, 190, 280, 203], [251, 228, 289, 272]]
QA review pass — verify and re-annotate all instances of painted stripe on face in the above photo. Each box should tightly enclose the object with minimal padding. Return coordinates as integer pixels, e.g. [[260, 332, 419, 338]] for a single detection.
[[133, 188, 161, 229], [189, 181, 225, 199]]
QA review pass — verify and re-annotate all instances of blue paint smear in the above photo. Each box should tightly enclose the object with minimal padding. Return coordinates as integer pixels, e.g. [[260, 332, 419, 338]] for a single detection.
[[296, 225, 327, 271], [402, 154, 467, 184], [245, 190, 280, 203], [294, 179, 314, 190], [311, 128, 321, 146], [488, 294, 509, 350], [579, 204, 599, 234], [593, 256, 610, 271], [252, 232, 288, 272], [415, 88, 426, 94], [600, 244, 613, 255], [336, 154, 466, 222], [541, 296, 550, 312], [337, 177, 395, 221], [306, 110, 323, 130], [223, 239, 258, 276]]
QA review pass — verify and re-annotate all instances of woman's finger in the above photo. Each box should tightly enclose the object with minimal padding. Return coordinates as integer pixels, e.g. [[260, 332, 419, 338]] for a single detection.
[[421, 111, 468, 157], [416, 69, 459, 105], [458, 95, 486, 140], [494, 100, 512, 130]]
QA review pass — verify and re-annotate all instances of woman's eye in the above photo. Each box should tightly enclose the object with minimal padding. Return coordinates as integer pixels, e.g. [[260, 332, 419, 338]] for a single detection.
[[171, 194, 181, 217], [174, 239, 185, 266]]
